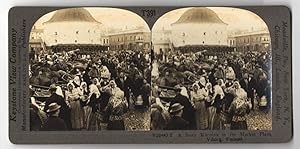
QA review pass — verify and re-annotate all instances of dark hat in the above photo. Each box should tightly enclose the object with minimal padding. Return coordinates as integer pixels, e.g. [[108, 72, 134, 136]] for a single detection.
[[169, 103, 184, 114], [46, 103, 61, 113]]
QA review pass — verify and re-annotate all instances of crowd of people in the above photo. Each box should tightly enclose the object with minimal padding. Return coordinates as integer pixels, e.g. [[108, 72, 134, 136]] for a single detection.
[[151, 49, 271, 130], [29, 48, 151, 131]]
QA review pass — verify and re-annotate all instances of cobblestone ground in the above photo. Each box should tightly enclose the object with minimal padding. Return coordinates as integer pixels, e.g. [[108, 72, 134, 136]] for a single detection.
[[247, 109, 272, 130], [122, 109, 271, 131], [99, 109, 150, 131], [123, 109, 150, 131], [101, 108, 270, 131]]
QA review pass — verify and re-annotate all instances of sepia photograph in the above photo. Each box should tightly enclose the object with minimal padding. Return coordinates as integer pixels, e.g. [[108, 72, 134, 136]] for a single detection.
[[29, 7, 151, 131], [151, 7, 272, 130], [7, 5, 293, 144]]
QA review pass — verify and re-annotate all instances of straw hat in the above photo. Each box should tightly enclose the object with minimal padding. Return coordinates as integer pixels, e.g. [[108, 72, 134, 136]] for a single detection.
[[46, 103, 61, 113], [169, 103, 184, 114]]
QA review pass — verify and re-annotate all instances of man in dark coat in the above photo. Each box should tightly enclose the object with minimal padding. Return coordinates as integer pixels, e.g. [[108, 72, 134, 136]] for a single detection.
[[115, 72, 130, 102], [42, 103, 67, 131], [170, 86, 195, 129], [240, 73, 257, 110], [165, 103, 189, 130], [44, 84, 71, 130]]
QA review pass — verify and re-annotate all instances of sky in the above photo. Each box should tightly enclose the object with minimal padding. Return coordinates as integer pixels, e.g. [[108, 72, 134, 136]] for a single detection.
[[33, 7, 269, 33], [152, 7, 269, 33]]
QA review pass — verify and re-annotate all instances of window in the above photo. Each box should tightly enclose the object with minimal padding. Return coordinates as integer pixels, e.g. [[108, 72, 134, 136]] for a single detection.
[[203, 41, 205, 44], [54, 32, 58, 35], [75, 40, 77, 43], [76, 31, 79, 34], [182, 32, 185, 36], [215, 31, 218, 34], [203, 32, 206, 35], [88, 30, 90, 33], [55, 39, 57, 43]]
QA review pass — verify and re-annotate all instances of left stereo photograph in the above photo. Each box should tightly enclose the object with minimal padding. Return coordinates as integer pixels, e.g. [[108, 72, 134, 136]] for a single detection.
[[29, 7, 152, 131]]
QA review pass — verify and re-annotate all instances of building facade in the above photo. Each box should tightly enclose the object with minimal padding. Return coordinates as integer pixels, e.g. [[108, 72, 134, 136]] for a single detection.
[[108, 30, 151, 52], [171, 8, 228, 48], [29, 25, 45, 52], [43, 8, 104, 46], [228, 30, 271, 52], [152, 29, 172, 54]]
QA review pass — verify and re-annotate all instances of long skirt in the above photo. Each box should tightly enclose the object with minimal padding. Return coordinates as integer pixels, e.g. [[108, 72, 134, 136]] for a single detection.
[[87, 111, 102, 131], [69, 100, 84, 129], [83, 106, 92, 129], [231, 121, 248, 130], [194, 101, 208, 130], [207, 106, 216, 130], [211, 113, 225, 130]]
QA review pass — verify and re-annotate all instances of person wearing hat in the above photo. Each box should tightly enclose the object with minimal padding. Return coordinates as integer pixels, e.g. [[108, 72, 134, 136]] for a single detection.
[[44, 84, 71, 130], [41, 103, 67, 131], [170, 85, 195, 129], [164, 103, 189, 130]]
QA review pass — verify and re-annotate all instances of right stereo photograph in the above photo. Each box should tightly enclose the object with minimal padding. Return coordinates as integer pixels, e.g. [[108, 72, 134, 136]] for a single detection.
[[151, 7, 272, 131]]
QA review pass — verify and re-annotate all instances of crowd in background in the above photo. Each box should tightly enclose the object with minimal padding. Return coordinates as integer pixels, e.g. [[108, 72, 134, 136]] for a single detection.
[[151, 49, 271, 130], [29, 49, 151, 131]]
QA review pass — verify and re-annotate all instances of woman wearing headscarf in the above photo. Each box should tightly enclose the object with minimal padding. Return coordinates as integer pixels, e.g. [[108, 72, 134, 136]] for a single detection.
[[72, 76, 81, 89], [205, 82, 216, 130], [225, 81, 248, 100], [190, 77, 209, 130], [210, 79, 225, 129], [65, 82, 84, 130], [180, 86, 189, 99], [228, 93, 251, 130], [225, 81, 251, 130], [100, 80, 120, 111], [105, 90, 128, 130], [79, 82, 89, 129], [86, 78, 101, 130]]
